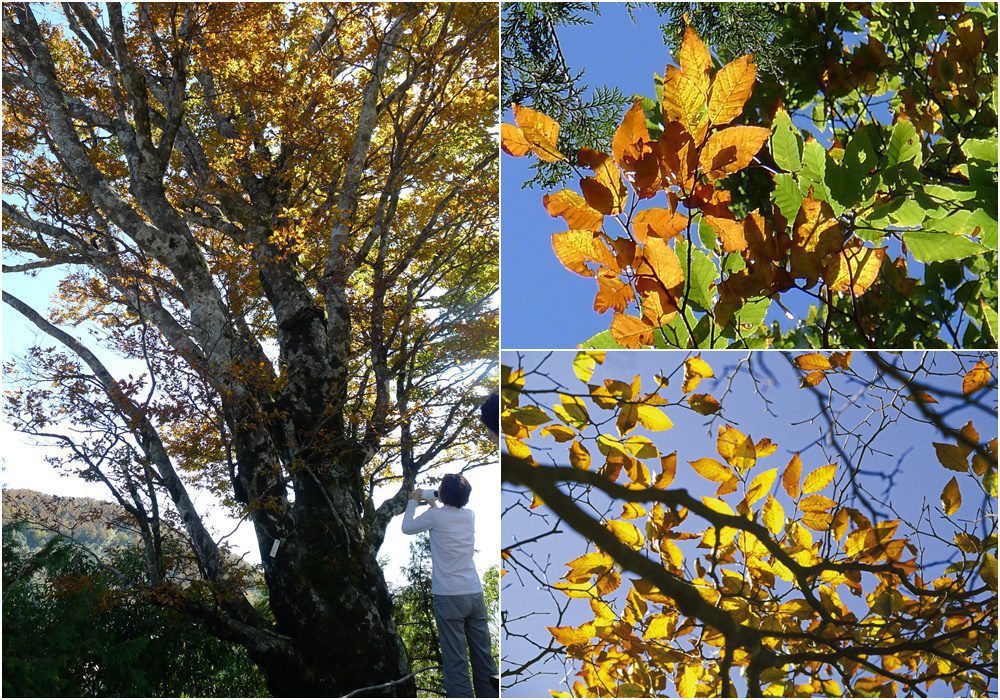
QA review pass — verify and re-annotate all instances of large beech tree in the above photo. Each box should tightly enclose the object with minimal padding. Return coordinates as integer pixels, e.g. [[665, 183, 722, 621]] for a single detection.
[[2, 3, 497, 695]]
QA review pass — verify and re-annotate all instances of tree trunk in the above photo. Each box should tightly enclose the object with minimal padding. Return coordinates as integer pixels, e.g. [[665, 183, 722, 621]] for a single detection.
[[249, 472, 414, 697]]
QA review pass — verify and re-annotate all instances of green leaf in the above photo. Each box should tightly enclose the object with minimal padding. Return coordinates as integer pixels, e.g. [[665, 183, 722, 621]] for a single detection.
[[811, 103, 826, 130], [771, 108, 802, 172], [885, 119, 921, 169], [772, 172, 803, 221], [903, 231, 987, 263], [889, 199, 927, 227], [828, 125, 878, 209], [675, 240, 717, 312], [961, 137, 998, 165], [980, 298, 999, 343], [799, 140, 830, 202], [580, 330, 623, 349], [967, 208, 998, 251]]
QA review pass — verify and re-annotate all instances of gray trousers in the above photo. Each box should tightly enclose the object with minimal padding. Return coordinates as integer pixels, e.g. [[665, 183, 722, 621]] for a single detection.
[[433, 592, 498, 698]]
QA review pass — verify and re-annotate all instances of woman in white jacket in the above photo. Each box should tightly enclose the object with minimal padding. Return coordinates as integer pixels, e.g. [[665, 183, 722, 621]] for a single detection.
[[402, 473, 497, 697]]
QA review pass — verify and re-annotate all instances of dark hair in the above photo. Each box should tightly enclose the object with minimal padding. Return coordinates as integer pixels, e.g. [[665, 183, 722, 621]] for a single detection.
[[479, 392, 499, 434], [438, 473, 471, 508]]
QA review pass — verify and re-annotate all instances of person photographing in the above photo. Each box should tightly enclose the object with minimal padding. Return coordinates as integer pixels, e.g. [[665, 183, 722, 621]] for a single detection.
[[401, 394, 499, 698], [402, 475, 497, 697]]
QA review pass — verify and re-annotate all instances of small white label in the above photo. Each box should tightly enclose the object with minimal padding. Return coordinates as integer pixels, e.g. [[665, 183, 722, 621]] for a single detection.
[[269, 539, 281, 557]]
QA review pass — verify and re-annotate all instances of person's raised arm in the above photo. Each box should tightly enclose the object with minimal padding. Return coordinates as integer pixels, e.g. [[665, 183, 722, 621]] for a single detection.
[[401, 491, 436, 535]]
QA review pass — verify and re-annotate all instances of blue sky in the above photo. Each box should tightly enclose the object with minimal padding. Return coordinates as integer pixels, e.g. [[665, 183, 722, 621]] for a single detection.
[[500, 349, 997, 697]]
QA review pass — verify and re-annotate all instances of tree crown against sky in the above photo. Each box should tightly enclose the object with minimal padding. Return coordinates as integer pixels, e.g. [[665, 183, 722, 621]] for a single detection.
[[501, 3, 998, 349], [2, 2, 497, 695], [500, 350, 997, 698]]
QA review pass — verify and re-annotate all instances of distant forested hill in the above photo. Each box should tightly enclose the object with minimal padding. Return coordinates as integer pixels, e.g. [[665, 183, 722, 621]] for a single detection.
[[3, 488, 143, 553]]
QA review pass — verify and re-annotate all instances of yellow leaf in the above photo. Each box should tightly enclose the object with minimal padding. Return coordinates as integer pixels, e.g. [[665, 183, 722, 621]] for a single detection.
[[762, 494, 785, 536], [551, 230, 617, 278], [655, 452, 677, 489], [699, 126, 770, 179], [962, 360, 992, 395], [662, 65, 709, 136], [660, 537, 684, 569], [689, 457, 733, 482], [621, 502, 646, 520], [824, 241, 886, 296], [707, 54, 757, 126], [800, 494, 837, 512], [782, 453, 802, 499], [702, 496, 736, 516], [637, 404, 673, 431], [570, 440, 591, 470], [746, 468, 777, 506], [755, 437, 778, 458], [718, 424, 756, 472], [688, 393, 721, 415], [505, 435, 533, 461], [565, 550, 613, 580], [572, 351, 605, 383], [676, 664, 700, 698], [941, 476, 962, 516], [617, 403, 639, 436], [540, 424, 575, 442], [801, 511, 833, 531], [611, 313, 655, 349], [683, 355, 715, 393], [553, 394, 589, 429], [678, 25, 712, 77], [645, 613, 676, 639], [547, 623, 594, 647], [542, 189, 604, 231], [606, 519, 644, 549], [980, 553, 998, 591], [513, 104, 564, 162], [802, 463, 837, 494], [795, 353, 832, 371], [702, 214, 747, 253], [500, 123, 532, 157]]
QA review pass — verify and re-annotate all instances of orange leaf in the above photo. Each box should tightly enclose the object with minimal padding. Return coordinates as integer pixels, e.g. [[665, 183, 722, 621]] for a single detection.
[[707, 54, 756, 126], [636, 238, 685, 291], [513, 104, 564, 162], [795, 353, 833, 371], [703, 214, 748, 253], [551, 230, 617, 278], [698, 126, 770, 179], [594, 272, 635, 314], [543, 189, 604, 231], [791, 195, 844, 285], [655, 452, 677, 489], [612, 102, 653, 170], [933, 442, 969, 472], [500, 123, 532, 157], [611, 313, 654, 349], [578, 147, 627, 214], [688, 393, 721, 415], [632, 208, 688, 244], [782, 453, 802, 499], [962, 360, 992, 395]]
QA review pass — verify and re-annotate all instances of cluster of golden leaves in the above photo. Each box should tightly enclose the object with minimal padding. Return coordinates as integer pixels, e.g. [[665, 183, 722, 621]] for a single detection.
[[502, 26, 889, 347], [503, 352, 998, 698]]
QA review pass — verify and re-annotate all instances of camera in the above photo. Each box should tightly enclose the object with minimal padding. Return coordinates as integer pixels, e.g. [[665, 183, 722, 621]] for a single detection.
[[420, 489, 438, 501]]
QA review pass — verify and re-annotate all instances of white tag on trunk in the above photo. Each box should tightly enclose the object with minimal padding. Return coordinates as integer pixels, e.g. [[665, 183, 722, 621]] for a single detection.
[[269, 539, 281, 558]]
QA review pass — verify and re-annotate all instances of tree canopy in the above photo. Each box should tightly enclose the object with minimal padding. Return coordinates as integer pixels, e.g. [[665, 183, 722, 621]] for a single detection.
[[501, 350, 997, 697], [501, 3, 998, 349]]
